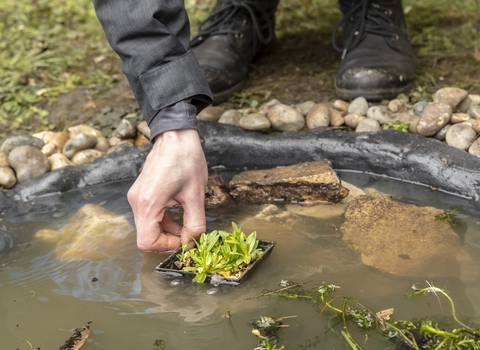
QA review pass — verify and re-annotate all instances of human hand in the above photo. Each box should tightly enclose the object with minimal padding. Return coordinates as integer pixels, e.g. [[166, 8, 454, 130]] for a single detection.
[[127, 129, 208, 252]]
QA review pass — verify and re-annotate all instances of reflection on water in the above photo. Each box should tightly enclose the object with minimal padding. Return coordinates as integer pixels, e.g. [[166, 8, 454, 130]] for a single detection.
[[1, 174, 480, 349]]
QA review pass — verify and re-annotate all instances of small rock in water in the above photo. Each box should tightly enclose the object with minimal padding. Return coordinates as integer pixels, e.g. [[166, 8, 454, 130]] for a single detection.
[[468, 105, 480, 119], [72, 149, 105, 165], [434, 124, 451, 141], [63, 133, 98, 159], [433, 87, 468, 110], [329, 108, 346, 127], [268, 104, 305, 132], [348, 96, 369, 116], [306, 104, 330, 129], [413, 101, 428, 116], [445, 124, 477, 151], [170, 279, 182, 286], [1, 135, 44, 156], [417, 102, 452, 136], [355, 118, 381, 132], [344, 114, 365, 128], [387, 99, 407, 113], [239, 113, 271, 132], [197, 106, 226, 122], [136, 120, 151, 139], [49, 153, 74, 170], [294, 100, 316, 116], [333, 99, 349, 112], [450, 113, 471, 124], [366, 105, 395, 125], [468, 138, 480, 157], [218, 109, 242, 126], [114, 118, 137, 139], [8, 145, 51, 183], [0, 166, 16, 189]]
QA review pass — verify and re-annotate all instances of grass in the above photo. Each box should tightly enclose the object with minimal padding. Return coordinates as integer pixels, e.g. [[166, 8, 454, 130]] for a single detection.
[[0, 0, 479, 141]]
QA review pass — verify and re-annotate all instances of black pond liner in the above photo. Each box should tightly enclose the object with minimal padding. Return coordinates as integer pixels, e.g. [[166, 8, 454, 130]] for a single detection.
[[155, 240, 276, 286], [3, 121, 480, 210]]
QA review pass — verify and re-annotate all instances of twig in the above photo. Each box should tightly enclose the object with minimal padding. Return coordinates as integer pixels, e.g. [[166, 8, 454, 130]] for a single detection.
[[24, 339, 33, 350]]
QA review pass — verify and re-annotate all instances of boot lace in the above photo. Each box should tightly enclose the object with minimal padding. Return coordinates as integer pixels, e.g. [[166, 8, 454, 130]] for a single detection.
[[332, 0, 399, 60], [191, 0, 274, 53]]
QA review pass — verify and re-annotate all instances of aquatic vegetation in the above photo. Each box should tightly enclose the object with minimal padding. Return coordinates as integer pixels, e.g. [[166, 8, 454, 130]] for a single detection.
[[242, 281, 480, 349], [176, 223, 263, 283], [382, 121, 411, 132], [248, 315, 296, 350], [435, 205, 462, 228]]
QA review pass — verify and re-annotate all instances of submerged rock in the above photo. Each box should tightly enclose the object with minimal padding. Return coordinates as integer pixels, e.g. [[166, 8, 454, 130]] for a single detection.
[[205, 175, 234, 209], [341, 194, 466, 277], [229, 161, 349, 204]]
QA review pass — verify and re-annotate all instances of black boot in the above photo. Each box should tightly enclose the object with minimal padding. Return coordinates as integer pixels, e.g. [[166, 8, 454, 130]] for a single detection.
[[333, 0, 416, 100], [191, 0, 278, 104]]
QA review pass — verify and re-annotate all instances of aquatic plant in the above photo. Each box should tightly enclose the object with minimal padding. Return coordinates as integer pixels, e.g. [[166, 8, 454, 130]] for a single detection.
[[176, 222, 263, 283], [248, 315, 296, 350], [241, 281, 480, 349], [435, 205, 462, 228]]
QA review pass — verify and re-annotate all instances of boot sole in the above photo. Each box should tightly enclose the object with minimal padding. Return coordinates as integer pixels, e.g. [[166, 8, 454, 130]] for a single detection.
[[335, 81, 412, 101]]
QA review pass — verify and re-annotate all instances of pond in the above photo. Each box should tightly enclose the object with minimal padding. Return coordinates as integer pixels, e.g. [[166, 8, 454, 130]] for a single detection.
[[1, 171, 479, 349]]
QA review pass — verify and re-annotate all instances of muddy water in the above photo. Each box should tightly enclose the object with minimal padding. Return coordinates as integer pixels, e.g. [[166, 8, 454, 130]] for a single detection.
[[1, 173, 480, 349]]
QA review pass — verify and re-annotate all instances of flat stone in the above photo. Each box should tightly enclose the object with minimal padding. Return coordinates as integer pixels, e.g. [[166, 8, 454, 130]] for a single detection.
[[433, 87, 468, 109], [413, 101, 428, 116], [229, 161, 349, 204], [114, 118, 137, 139], [72, 149, 105, 165], [367, 105, 395, 125], [0, 166, 16, 189], [451, 113, 471, 124], [0, 152, 8, 167], [468, 138, 480, 157], [218, 109, 242, 126], [333, 99, 349, 112], [197, 106, 226, 122], [434, 124, 451, 141], [63, 133, 98, 159], [417, 102, 452, 136], [341, 194, 465, 277], [136, 121, 151, 139], [8, 145, 51, 183], [388, 99, 407, 113], [393, 113, 420, 134], [306, 104, 330, 129], [356, 118, 381, 132], [348, 97, 368, 116], [205, 175, 234, 209], [344, 114, 365, 128], [1, 135, 44, 156], [294, 101, 316, 116], [469, 105, 480, 119], [48, 153, 74, 170], [268, 104, 305, 132], [445, 123, 477, 151], [239, 113, 271, 132], [329, 108, 346, 127]]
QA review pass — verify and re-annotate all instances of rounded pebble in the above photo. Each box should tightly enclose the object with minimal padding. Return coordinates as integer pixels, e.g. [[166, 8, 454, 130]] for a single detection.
[[294, 101, 316, 116], [417, 103, 452, 136], [239, 113, 271, 132], [388, 99, 407, 113], [367, 105, 395, 125], [333, 99, 349, 112], [8, 145, 51, 183], [268, 104, 305, 132], [329, 108, 346, 127], [206, 288, 218, 295], [348, 97, 369, 116], [468, 105, 480, 119], [434, 124, 451, 141], [468, 137, 480, 157], [344, 114, 366, 128], [72, 149, 105, 165], [218, 109, 242, 126], [114, 118, 137, 139], [450, 113, 471, 124], [63, 133, 98, 159], [197, 106, 226, 122], [445, 124, 477, 151], [433, 87, 468, 109], [306, 104, 330, 129], [0, 166, 16, 189], [170, 279, 182, 286], [413, 101, 428, 116], [356, 119, 381, 132], [49, 153, 73, 170], [1, 135, 44, 156]]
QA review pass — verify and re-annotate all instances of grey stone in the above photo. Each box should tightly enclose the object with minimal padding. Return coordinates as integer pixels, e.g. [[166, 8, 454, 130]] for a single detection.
[[197, 106, 226, 122], [433, 87, 468, 109], [468, 138, 480, 157], [294, 101, 316, 116], [306, 104, 330, 129], [239, 113, 271, 132], [63, 133, 98, 159], [393, 113, 420, 134], [268, 104, 305, 132], [333, 99, 349, 112], [445, 124, 477, 151], [457, 95, 473, 113], [8, 145, 51, 183], [468, 105, 480, 119], [114, 118, 137, 139], [347, 96, 369, 116], [413, 101, 428, 116], [218, 109, 242, 126], [356, 118, 381, 132], [434, 124, 451, 141], [0, 166, 16, 189], [366, 105, 395, 125], [417, 102, 452, 136], [344, 114, 366, 128], [329, 108, 346, 127], [1, 135, 44, 156], [451, 113, 471, 124], [387, 99, 407, 113]]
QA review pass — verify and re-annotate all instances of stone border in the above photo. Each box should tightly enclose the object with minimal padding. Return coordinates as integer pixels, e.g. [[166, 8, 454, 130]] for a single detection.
[[6, 121, 480, 207]]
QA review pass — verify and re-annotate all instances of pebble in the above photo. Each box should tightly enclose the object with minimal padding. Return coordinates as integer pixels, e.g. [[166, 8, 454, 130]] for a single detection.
[[63, 133, 98, 159], [344, 114, 366, 128], [0, 152, 8, 167], [218, 109, 242, 126], [366, 105, 395, 125], [356, 118, 381, 132], [136, 121, 151, 139], [106, 140, 135, 154], [417, 102, 452, 136], [32, 131, 56, 144], [40, 132, 69, 157], [306, 104, 330, 129], [108, 136, 122, 147], [294, 101, 316, 116], [94, 137, 111, 152], [8, 145, 51, 183], [434, 124, 451, 141], [469, 94, 480, 105], [134, 133, 151, 146], [114, 118, 137, 139], [433, 87, 468, 109], [468, 137, 480, 157], [394, 113, 420, 134], [238, 107, 258, 115], [329, 108, 346, 127], [445, 124, 477, 151], [451, 113, 471, 124], [0, 166, 16, 189], [388, 99, 407, 113], [68, 124, 103, 139], [457, 95, 473, 113], [239, 113, 271, 132], [49, 153, 73, 170], [259, 99, 281, 114], [413, 101, 428, 116], [333, 99, 349, 112], [197, 106, 226, 121], [72, 149, 105, 165], [468, 105, 480, 119], [268, 104, 305, 132], [472, 119, 480, 133], [348, 97, 369, 116], [1, 135, 44, 156]]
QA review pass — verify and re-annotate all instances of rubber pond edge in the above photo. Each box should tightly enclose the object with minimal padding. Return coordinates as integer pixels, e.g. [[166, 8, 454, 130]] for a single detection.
[[3, 121, 480, 208]]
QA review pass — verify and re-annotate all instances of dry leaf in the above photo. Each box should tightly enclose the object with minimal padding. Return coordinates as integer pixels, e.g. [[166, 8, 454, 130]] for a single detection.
[[59, 321, 92, 350], [376, 308, 394, 330]]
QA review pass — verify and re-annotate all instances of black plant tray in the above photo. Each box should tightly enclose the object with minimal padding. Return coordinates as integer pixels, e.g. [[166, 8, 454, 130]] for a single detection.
[[154, 240, 276, 286]]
